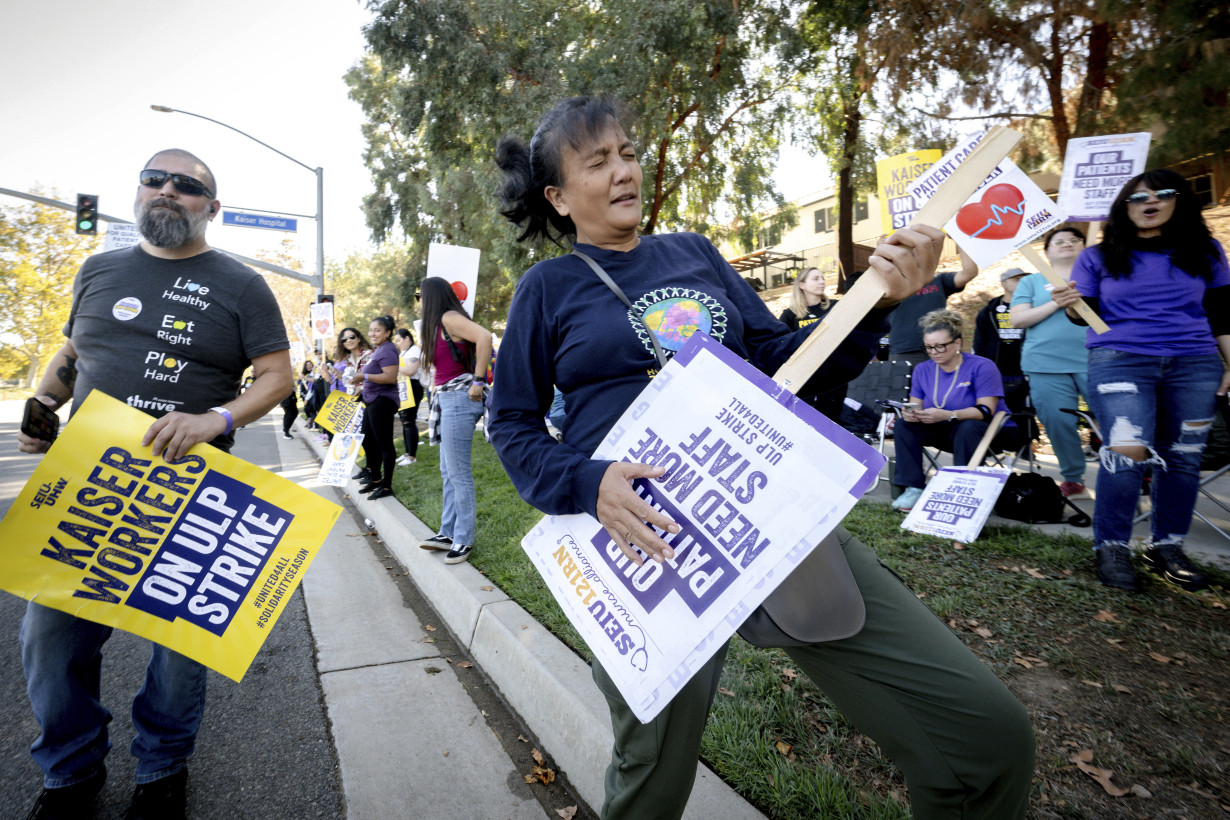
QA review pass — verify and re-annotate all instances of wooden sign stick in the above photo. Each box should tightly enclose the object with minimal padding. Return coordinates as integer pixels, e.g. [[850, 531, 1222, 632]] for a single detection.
[[1018, 245, 1110, 334], [773, 126, 1023, 392]]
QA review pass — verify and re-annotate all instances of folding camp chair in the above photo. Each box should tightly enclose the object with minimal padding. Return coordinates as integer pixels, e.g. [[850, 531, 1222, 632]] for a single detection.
[[841, 360, 912, 489]]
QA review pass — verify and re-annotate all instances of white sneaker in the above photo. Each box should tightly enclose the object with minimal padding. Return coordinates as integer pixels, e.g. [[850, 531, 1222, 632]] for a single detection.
[[396, 454, 416, 466]]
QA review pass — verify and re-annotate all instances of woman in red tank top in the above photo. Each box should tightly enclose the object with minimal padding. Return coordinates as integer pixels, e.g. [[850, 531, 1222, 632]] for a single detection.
[[417, 277, 493, 564]]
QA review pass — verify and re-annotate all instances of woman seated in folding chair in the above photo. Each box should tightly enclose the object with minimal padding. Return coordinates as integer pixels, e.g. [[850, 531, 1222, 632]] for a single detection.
[[892, 309, 1022, 511]]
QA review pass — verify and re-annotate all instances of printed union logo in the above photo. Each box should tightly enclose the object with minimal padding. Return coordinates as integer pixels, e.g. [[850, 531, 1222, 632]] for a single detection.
[[112, 297, 143, 320], [330, 436, 359, 461]]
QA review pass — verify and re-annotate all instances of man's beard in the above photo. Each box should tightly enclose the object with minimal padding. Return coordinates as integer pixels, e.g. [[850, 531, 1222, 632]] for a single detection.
[[136, 198, 209, 248]]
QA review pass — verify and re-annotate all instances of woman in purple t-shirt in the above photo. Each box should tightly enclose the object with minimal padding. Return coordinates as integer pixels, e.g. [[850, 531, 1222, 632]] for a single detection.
[[355, 315, 402, 500], [892, 309, 1017, 512], [1053, 169, 1230, 592]]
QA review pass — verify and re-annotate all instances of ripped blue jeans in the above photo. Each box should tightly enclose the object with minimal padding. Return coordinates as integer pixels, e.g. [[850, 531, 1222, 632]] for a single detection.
[[1087, 348, 1223, 549]]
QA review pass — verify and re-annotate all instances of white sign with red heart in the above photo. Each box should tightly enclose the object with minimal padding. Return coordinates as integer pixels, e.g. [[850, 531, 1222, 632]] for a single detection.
[[908, 133, 1065, 268]]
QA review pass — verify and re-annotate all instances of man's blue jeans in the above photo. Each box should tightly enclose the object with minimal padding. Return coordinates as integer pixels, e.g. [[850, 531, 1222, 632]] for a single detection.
[[20, 602, 208, 787], [1087, 349, 1223, 549], [437, 390, 485, 546]]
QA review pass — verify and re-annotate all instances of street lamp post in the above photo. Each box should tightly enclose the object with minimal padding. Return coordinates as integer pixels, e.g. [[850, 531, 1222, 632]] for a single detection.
[[150, 105, 325, 300]]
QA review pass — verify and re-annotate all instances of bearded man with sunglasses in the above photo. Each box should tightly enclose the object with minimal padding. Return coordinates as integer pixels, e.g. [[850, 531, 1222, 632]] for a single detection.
[[15, 149, 293, 820]]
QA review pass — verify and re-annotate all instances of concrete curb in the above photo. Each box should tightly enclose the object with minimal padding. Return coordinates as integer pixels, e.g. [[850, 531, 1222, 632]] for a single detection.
[[300, 424, 764, 819]]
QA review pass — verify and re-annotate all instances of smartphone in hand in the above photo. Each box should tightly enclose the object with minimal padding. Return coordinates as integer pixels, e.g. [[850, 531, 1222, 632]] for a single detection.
[[21, 397, 60, 443]]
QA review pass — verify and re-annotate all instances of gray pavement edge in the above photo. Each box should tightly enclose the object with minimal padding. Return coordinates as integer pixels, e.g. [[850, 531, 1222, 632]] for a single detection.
[[297, 423, 764, 820]]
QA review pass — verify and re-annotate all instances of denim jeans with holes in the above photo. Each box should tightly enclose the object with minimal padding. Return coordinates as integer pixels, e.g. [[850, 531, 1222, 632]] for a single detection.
[[1087, 348, 1223, 549]]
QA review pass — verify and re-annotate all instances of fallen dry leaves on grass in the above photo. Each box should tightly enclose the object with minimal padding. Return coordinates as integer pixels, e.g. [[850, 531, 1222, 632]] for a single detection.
[[1069, 749, 1150, 798], [1092, 609, 1120, 623]]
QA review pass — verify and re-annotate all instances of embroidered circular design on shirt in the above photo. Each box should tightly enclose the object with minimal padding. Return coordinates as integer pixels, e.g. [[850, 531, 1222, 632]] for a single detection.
[[112, 297, 143, 320], [628, 288, 728, 356]]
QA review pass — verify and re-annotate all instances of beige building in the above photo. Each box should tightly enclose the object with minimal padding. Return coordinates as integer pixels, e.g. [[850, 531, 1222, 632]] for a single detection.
[[725, 188, 883, 293]]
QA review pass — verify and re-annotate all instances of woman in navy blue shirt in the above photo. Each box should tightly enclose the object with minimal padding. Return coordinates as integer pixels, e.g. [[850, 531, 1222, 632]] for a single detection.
[[489, 96, 1033, 820]]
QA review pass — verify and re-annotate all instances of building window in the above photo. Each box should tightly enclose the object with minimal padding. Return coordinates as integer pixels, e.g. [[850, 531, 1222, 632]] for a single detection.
[[1191, 174, 1213, 208], [813, 207, 835, 234], [854, 200, 869, 222]]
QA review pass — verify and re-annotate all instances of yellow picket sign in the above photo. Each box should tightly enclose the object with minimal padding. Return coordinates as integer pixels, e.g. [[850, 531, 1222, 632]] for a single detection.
[[0, 391, 342, 681], [315, 390, 361, 435], [397, 374, 417, 411]]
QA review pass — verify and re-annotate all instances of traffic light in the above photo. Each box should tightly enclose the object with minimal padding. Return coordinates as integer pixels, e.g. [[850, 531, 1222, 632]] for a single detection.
[[75, 194, 98, 235], [316, 294, 334, 304]]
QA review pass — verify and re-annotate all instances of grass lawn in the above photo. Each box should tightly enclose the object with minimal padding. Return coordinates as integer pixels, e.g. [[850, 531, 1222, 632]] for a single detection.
[[386, 430, 1230, 820]]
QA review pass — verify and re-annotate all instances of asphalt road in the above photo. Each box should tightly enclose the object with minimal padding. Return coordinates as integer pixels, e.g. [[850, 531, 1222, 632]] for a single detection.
[[0, 404, 343, 818]]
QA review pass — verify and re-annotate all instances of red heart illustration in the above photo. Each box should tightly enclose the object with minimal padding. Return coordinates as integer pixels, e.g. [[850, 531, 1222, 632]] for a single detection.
[[955, 183, 1026, 241], [451, 280, 468, 302]]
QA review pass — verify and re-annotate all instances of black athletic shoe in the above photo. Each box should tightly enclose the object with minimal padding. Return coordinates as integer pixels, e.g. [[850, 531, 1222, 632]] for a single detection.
[[352, 467, 370, 481], [420, 534, 453, 551], [26, 768, 106, 820], [367, 486, 393, 500], [1142, 543, 1209, 592], [1095, 543, 1140, 591], [126, 768, 187, 820], [357, 481, 382, 494], [282, 432, 293, 440], [444, 544, 472, 564]]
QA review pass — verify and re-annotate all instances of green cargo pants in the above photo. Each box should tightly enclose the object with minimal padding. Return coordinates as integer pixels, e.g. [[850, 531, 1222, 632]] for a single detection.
[[591, 527, 1035, 820]]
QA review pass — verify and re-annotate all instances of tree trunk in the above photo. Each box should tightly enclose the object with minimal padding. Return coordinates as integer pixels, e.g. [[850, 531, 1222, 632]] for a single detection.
[[1044, 5, 1071, 159], [836, 100, 860, 293], [1073, 18, 1113, 139], [23, 355, 39, 389]]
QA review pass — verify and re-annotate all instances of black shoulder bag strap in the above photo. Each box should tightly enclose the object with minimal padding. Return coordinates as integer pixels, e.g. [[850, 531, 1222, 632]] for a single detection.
[[571, 249, 669, 369]]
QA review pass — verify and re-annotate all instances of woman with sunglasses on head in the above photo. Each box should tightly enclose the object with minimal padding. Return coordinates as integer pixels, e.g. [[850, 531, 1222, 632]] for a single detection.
[[1008, 227, 1091, 499], [489, 95, 1032, 820], [417, 277, 493, 565], [354, 316, 401, 500], [1051, 170, 1230, 592], [891, 309, 1018, 512], [394, 327, 424, 465]]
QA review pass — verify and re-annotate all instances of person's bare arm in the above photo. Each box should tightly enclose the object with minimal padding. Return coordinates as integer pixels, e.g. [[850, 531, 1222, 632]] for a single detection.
[[953, 248, 979, 289], [442, 311, 495, 402], [1009, 298, 1062, 329], [142, 349, 294, 460], [16, 340, 79, 454]]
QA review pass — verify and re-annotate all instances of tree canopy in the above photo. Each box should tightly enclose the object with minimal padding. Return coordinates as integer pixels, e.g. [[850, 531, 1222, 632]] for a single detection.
[[0, 193, 99, 386], [347, 0, 810, 319]]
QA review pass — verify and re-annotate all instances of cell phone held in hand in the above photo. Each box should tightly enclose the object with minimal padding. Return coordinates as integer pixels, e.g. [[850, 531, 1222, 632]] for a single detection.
[[21, 397, 60, 443]]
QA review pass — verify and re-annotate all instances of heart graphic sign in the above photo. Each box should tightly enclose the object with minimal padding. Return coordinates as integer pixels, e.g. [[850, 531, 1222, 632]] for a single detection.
[[908, 132, 1064, 268], [955, 184, 1026, 240]]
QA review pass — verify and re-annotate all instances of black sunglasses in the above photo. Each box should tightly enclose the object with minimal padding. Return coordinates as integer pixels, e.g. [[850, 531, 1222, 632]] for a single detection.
[[1125, 188, 1178, 205], [139, 169, 214, 198], [342, 334, 358, 342]]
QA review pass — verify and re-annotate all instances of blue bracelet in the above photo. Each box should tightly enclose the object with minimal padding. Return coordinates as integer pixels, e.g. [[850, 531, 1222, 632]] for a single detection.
[[209, 406, 234, 435]]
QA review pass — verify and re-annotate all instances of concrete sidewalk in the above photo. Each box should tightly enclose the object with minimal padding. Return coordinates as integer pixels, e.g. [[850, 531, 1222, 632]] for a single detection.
[[273, 427, 561, 819], [292, 422, 764, 820]]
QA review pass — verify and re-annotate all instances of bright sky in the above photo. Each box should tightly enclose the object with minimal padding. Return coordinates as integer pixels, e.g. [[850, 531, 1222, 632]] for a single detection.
[[1, 0, 377, 268], [0, 0, 830, 272]]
